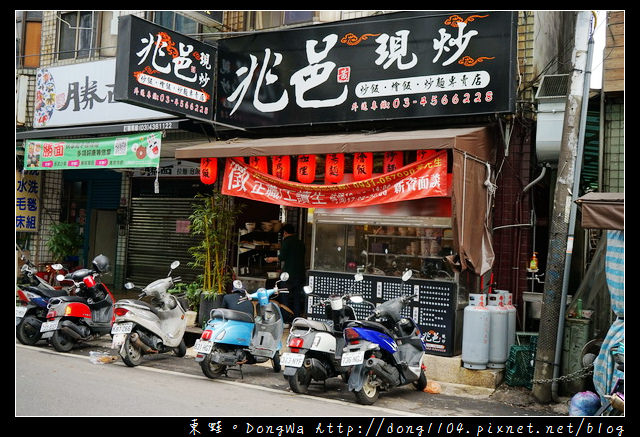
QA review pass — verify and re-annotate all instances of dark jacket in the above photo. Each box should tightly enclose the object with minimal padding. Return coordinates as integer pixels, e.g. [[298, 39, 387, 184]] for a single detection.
[[278, 234, 306, 280]]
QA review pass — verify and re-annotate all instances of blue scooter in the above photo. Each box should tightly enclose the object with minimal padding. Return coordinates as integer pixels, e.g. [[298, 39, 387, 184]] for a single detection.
[[194, 273, 287, 378], [341, 270, 428, 405]]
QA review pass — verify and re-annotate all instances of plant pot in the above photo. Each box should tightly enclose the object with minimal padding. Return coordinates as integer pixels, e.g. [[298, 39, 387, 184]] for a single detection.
[[198, 294, 224, 326], [185, 311, 198, 327]]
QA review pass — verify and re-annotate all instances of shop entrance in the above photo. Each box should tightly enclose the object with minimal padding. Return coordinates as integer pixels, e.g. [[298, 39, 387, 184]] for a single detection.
[[88, 209, 117, 286]]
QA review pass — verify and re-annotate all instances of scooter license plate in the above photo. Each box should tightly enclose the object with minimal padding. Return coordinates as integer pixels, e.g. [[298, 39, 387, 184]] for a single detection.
[[40, 319, 59, 333], [341, 351, 365, 366], [194, 339, 214, 354], [16, 306, 27, 321], [281, 352, 305, 368], [111, 322, 133, 335]]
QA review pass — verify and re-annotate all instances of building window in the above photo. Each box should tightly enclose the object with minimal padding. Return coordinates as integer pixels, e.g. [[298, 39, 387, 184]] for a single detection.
[[249, 11, 314, 30], [58, 11, 97, 60], [16, 11, 42, 68], [153, 11, 198, 35]]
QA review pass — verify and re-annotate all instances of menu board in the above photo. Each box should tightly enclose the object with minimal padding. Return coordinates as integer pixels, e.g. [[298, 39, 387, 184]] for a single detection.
[[308, 270, 457, 356]]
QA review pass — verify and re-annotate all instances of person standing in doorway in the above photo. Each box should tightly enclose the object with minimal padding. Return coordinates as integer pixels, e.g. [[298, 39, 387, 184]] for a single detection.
[[266, 224, 306, 321]]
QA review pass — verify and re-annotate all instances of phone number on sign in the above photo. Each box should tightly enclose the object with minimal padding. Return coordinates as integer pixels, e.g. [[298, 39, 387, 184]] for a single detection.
[[350, 91, 495, 112]]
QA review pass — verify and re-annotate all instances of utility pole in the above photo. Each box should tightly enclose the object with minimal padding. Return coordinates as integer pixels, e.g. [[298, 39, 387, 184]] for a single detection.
[[532, 10, 593, 403]]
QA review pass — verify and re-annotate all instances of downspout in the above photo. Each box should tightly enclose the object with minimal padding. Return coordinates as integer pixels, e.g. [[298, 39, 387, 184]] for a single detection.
[[550, 25, 595, 402], [523, 163, 549, 193]]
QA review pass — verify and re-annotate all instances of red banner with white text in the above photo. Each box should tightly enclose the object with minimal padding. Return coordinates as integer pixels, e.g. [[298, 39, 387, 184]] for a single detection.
[[222, 151, 449, 208]]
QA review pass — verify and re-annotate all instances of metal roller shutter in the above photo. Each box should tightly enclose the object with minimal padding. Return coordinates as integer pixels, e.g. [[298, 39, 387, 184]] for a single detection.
[[127, 197, 201, 286]]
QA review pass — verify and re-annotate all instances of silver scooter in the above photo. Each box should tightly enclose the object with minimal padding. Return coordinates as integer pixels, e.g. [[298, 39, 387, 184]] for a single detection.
[[282, 273, 366, 393], [111, 261, 187, 366]]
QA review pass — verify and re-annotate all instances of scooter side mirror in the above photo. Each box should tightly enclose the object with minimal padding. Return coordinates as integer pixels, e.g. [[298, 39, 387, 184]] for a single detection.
[[279, 272, 290, 282], [124, 282, 135, 290], [170, 260, 180, 270], [350, 295, 363, 304], [354, 273, 364, 282], [401, 269, 413, 282], [303, 285, 313, 295], [51, 264, 64, 271], [56, 274, 66, 282]]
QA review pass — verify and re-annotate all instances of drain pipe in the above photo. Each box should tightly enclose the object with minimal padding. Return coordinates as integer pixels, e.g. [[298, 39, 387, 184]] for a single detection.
[[550, 23, 594, 402], [523, 164, 549, 193]]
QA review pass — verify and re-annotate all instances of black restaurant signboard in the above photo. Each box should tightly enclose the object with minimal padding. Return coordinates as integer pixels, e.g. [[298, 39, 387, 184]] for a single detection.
[[115, 15, 216, 122], [216, 11, 517, 129]]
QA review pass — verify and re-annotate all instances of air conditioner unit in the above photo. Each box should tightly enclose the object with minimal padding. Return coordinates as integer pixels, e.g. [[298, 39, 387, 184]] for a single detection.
[[535, 74, 569, 162]]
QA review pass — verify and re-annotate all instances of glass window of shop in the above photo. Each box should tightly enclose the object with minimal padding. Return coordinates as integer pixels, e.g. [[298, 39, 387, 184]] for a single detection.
[[312, 197, 455, 281]]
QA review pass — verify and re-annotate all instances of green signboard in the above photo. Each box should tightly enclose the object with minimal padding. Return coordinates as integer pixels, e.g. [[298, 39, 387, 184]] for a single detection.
[[23, 131, 162, 170]]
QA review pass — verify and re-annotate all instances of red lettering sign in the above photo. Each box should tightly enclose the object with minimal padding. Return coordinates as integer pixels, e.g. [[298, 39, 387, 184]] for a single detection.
[[222, 151, 449, 208]]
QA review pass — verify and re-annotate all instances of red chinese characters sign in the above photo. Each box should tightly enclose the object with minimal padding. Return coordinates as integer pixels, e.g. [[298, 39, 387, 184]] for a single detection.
[[222, 151, 448, 208]]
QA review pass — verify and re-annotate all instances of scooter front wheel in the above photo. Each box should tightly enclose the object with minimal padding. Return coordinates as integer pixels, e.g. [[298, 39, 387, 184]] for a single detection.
[[120, 334, 144, 367], [173, 339, 187, 357], [200, 348, 226, 379], [272, 353, 281, 373], [413, 365, 427, 391], [16, 315, 43, 345], [354, 372, 379, 405], [50, 330, 75, 352]]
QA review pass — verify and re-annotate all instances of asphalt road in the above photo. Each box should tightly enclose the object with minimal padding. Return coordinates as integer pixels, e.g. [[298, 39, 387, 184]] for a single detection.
[[15, 336, 563, 418]]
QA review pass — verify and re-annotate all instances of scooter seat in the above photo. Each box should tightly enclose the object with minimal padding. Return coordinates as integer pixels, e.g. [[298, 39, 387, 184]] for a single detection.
[[118, 299, 161, 317], [291, 318, 331, 332], [211, 308, 254, 324], [23, 285, 67, 299], [350, 320, 395, 338], [55, 295, 87, 304]]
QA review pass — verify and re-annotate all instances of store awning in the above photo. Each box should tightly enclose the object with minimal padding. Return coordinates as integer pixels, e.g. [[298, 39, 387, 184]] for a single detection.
[[175, 126, 495, 162], [576, 192, 625, 230], [177, 125, 497, 275]]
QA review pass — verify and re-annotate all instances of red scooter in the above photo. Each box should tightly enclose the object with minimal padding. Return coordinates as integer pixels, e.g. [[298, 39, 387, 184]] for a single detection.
[[42, 255, 115, 352]]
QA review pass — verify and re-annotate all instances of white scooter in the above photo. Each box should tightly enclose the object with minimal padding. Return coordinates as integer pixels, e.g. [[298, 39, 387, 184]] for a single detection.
[[282, 273, 366, 393], [111, 261, 187, 366]]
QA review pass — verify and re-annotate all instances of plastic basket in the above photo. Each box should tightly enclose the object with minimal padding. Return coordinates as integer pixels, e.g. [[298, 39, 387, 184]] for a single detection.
[[505, 335, 538, 389]]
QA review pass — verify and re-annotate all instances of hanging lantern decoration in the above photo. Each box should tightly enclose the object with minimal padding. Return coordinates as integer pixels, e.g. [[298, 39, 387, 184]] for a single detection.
[[324, 153, 345, 184], [417, 149, 438, 162], [271, 155, 291, 180], [249, 156, 268, 173], [296, 154, 316, 184], [199, 158, 217, 185], [352, 152, 373, 181], [383, 151, 403, 173]]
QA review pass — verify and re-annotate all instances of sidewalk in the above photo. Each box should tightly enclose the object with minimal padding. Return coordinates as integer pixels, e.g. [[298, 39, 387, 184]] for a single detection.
[[111, 288, 569, 414]]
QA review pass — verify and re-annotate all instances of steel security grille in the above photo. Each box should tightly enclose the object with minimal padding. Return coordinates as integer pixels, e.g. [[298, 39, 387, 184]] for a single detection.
[[126, 197, 201, 286]]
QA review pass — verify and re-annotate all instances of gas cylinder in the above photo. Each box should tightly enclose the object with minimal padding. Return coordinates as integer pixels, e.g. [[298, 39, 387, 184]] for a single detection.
[[496, 290, 516, 352], [487, 293, 509, 368], [462, 294, 490, 370]]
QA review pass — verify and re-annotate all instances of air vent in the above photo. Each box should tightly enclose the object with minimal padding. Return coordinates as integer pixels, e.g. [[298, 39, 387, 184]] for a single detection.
[[535, 74, 569, 100], [535, 74, 570, 162]]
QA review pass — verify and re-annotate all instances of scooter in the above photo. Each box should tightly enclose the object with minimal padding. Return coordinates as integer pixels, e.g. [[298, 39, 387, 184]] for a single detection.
[[16, 253, 68, 345], [341, 270, 428, 405], [282, 273, 366, 393], [41, 254, 114, 352], [194, 273, 287, 379], [111, 261, 187, 366]]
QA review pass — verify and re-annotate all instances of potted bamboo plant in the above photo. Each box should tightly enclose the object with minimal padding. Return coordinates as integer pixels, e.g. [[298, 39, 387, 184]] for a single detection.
[[188, 188, 243, 326]]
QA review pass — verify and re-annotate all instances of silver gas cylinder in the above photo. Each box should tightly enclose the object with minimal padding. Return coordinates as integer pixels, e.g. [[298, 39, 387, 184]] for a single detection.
[[462, 293, 490, 370]]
